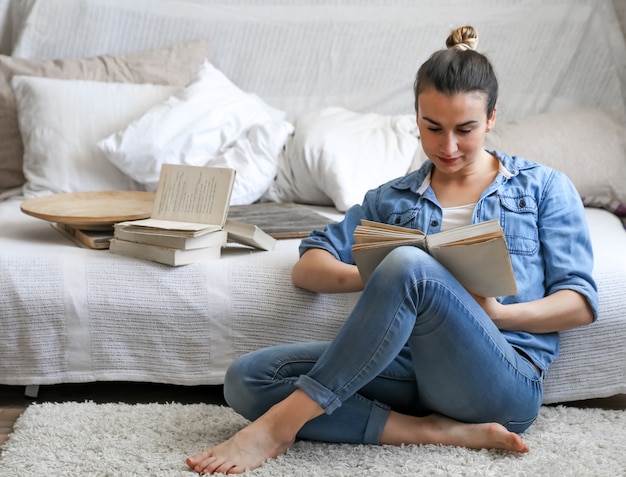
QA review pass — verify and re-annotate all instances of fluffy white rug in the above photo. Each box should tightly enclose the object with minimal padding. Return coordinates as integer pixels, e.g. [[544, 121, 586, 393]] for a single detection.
[[0, 402, 624, 476]]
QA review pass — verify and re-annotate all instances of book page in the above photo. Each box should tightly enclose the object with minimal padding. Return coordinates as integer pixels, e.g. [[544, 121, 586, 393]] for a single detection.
[[358, 220, 426, 236], [425, 219, 501, 248], [436, 230, 502, 247], [354, 220, 426, 245], [352, 220, 427, 284], [118, 219, 223, 234], [428, 238, 517, 297], [152, 164, 236, 224]]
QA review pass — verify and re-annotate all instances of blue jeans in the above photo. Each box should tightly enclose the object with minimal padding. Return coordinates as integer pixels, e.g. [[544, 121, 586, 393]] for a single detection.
[[224, 247, 543, 444]]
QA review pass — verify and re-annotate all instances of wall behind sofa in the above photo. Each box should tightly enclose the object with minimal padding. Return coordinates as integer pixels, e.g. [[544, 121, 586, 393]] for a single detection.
[[1, 0, 626, 123], [613, 0, 626, 38]]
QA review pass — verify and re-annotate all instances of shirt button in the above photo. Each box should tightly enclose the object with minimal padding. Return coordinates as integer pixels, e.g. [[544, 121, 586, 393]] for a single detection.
[[395, 217, 401, 224], [519, 200, 526, 208], [431, 220, 439, 227]]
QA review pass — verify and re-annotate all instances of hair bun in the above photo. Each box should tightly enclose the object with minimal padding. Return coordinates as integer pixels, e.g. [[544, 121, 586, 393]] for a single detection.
[[445, 25, 478, 51]]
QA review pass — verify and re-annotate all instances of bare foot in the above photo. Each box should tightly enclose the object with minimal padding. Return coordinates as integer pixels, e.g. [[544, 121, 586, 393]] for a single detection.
[[186, 417, 295, 474], [187, 390, 322, 474], [381, 411, 529, 453]]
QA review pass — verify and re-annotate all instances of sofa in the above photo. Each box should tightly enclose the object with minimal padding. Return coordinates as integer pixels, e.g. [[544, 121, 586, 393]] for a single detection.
[[0, 0, 625, 405]]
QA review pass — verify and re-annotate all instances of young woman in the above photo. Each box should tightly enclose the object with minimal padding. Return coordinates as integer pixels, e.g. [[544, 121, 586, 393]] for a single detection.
[[187, 25, 598, 475]]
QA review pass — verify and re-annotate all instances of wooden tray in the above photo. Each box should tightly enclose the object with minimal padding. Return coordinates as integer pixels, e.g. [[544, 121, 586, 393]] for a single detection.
[[21, 191, 155, 230]]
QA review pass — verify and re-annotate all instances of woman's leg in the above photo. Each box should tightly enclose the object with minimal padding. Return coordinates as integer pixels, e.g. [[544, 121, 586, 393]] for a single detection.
[[186, 343, 423, 474], [293, 246, 542, 431], [223, 342, 420, 444], [187, 247, 540, 473]]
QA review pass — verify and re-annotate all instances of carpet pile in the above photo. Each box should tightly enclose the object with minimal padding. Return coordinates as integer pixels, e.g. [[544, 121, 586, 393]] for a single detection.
[[0, 402, 624, 476]]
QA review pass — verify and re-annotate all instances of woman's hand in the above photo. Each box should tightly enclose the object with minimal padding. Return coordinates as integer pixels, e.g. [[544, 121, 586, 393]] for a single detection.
[[470, 294, 508, 328], [471, 289, 594, 333], [292, 248, 364, 294]]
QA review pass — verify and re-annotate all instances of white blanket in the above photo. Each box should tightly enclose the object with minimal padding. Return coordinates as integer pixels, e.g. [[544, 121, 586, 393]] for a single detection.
[[1, 198, 625, 403], [0, 197, 356, 385]]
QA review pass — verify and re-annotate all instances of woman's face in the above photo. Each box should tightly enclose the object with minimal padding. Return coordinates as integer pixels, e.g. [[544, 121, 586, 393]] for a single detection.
[[416, 88, 496, 175]]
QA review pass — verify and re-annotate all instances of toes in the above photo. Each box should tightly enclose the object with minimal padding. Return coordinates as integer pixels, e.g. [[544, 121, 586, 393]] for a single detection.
[[512, 435, 529, 453], [198, 456, 222, 475], [186, 451, 219, 474], [227, 464, 250, 474], [186, 449, 212, 466]]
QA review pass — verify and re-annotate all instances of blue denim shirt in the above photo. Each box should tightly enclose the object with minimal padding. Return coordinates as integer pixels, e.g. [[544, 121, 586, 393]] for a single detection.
[[300, 151, 599, 371]]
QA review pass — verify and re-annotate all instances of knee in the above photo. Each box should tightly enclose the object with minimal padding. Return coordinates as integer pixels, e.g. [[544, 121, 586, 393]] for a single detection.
[[372, 246, 432, 283], [223, 352, 258, 418]]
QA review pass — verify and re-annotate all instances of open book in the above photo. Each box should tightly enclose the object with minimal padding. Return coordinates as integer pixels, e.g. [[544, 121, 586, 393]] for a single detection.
[[113, 164, 275, 255], [119, 164, 236, 236], [352, 219, 517, 297]]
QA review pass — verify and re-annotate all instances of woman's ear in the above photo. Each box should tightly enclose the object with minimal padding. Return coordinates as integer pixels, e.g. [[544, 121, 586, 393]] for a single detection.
[[486, 107, 497, 132]]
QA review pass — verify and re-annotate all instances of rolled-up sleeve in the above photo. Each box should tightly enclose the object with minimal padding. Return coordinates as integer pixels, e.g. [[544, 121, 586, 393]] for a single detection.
[[299, 204, 366, 264], [539, 171, 599, 321]]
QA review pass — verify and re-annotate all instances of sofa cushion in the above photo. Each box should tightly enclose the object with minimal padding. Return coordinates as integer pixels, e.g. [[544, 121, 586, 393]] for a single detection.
[[484, 109, 626, 218], [264, 107, 419, 212], [12, 76, 176, 196], [98, 61, 293, 205], [0, 37, 211, 198]]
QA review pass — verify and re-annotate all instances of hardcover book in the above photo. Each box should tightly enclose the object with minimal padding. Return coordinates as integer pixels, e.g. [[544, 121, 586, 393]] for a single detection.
[[224, 220, 276, 251], [52, 223, 114, 249], [109, 238, 222, 266], [113, 226, 228, 251], [352, 219, 517, 297]]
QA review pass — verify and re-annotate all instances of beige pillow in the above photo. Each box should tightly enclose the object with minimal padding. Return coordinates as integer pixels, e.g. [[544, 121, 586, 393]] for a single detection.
[[0, 37, 211, 196], [484, 109, 626, 215], [13, 76, 177, 197]]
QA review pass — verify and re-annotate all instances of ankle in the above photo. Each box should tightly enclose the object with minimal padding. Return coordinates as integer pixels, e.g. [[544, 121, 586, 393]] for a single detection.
[[263, 389, 324, 437]]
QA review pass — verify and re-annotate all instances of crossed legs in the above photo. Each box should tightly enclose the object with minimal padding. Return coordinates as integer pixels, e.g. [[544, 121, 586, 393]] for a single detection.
[[187, 247, 540, 474]]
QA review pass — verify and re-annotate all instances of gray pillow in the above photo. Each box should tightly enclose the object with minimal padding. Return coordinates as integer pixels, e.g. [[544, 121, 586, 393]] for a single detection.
[[484, 109, 626, 217]]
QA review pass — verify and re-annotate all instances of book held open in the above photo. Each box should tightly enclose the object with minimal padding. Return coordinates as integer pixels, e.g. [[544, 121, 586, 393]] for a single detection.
[[352, 219, 517, 297]]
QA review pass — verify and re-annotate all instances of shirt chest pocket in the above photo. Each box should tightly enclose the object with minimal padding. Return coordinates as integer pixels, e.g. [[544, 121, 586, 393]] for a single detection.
[[499, 195, 539, 255], [387, 208, 420, 228]]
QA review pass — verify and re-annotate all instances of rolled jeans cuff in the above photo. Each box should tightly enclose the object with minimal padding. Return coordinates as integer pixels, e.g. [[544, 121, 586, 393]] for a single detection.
[[295, 374, 342, 414], [364, 400, 391, 445]]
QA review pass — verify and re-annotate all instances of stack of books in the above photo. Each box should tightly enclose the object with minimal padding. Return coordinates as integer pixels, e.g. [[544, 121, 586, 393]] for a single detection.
[[111, 219, 276, 266], [111, 224, 228, 266], [109, 164, 275, 266]]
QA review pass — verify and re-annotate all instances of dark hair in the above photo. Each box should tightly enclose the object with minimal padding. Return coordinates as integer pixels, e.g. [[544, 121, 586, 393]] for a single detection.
[[413, 26, 498, 118]]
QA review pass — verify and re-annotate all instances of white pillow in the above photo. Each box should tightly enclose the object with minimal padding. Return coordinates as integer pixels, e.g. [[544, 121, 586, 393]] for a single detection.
[[98, 60, 292, 204], [208, 121, 294, 205], [12, 75, 176, 197], [264, 107, 419, 211]]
